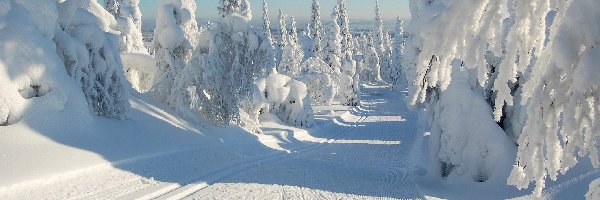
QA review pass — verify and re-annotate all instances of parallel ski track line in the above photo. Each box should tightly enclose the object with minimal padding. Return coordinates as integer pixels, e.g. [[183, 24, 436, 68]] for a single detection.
[[149, 98, 375, 200], [150, 114, 369, 200]]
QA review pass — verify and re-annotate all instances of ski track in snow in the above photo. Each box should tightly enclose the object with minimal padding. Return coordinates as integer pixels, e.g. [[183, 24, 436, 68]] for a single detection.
[[1, 83, 425, 200]]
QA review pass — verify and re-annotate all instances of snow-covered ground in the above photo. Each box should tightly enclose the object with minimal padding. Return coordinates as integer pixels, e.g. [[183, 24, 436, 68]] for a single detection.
[[1, 83, 597, 199], [0, 82, 417, 199]]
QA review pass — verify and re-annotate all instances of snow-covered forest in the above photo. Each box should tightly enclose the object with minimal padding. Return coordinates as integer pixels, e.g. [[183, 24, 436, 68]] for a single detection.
[[0, 0, 599, 199]]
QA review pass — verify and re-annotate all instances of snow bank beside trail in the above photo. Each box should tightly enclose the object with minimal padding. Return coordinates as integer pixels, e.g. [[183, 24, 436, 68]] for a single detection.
[[245, 74, 314, 129]]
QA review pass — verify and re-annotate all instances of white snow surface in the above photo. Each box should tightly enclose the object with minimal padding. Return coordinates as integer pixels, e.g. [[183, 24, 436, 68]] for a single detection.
[[1, 83, 597, 199]]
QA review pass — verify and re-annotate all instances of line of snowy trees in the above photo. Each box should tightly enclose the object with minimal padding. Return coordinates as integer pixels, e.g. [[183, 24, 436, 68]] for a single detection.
[[404, 0, 600, 196], [0, 0, 406, 136]]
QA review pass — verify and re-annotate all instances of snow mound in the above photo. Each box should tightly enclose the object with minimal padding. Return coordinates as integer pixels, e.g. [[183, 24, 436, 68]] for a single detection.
[[250, 74, 314, 128], [121, 53, 156, 92]]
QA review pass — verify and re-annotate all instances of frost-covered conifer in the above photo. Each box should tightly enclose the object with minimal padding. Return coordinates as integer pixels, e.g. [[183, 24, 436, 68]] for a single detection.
[[336, 0, 353, 56], [55, 0, 129, 119], [508, 0, 600, 195], [373, 0, 384, 74], [323, 8, 342, 77], [403, 0, 520, 184], [276, 9, 288, 71], [218, 0, 240, 17], [262, 0, 273, 43], [198, 1, 269, 126], [390, 17, 404, 86], [279, 16, 304, 77], [381, 32, 393, 82], [105, 0, 147, 54], [309, 0, 323, 59], [405, 0, 600, 195], [239, 0, 251, 19], [104, 0, 119, 17], [151, 0, 198, 115], [262, 0, 276, 72], [362, 34, 381, 82]]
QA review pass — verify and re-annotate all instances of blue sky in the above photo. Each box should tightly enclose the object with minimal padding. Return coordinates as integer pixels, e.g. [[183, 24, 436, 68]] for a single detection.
[[137, 0, 410, 21]]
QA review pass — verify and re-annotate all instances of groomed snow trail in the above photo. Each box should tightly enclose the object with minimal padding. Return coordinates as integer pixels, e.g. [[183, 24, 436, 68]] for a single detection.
[[182, 83, 424, 199], [0, 83, 423, 200]]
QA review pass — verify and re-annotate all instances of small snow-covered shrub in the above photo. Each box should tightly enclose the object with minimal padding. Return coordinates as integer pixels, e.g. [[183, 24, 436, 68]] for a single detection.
[[339, 56, 360, 106], [298, 57, 336, 105], [251, 74, 314, 128]]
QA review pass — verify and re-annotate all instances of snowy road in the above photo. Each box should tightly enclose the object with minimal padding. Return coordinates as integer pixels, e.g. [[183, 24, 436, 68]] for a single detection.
[[1, 84, 424, 200]]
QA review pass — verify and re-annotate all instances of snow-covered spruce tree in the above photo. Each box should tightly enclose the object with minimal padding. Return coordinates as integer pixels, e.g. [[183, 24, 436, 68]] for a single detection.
[[276, 9, 288, 72], [197, 1, 269, 126], [278, 16, 304, 78], [336, 0, 353, 56], [308, 0, 323, 59], [299, 57, 337, 106], [323, 10, 342, 73], [262, 0, 273, 43], [261, 0, 276, 73], [104, 0, 120, 17], [382, 32, 393, 83], [54, 0, 129, 119], [373, 0, 387, 82], [291, 16, 304, 75], [218, 0, 240, 17], [403, 0, 517, 184], [389, 17, 404, 86], [104, 0, 153, 92], [508, 0, 600, 196], [331, 2, 359, 106], [362, 34, 381, 82], [104, 0, 147, 54], [239, 0, 251, 19], [151, 0, 198, 118], [404, 0, 600, 195]]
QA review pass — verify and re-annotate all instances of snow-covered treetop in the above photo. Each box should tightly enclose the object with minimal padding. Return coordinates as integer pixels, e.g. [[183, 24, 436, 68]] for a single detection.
[[155, 0, 198, 50], [218, 0, 240, 17], [239, 0, 251, 20]]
